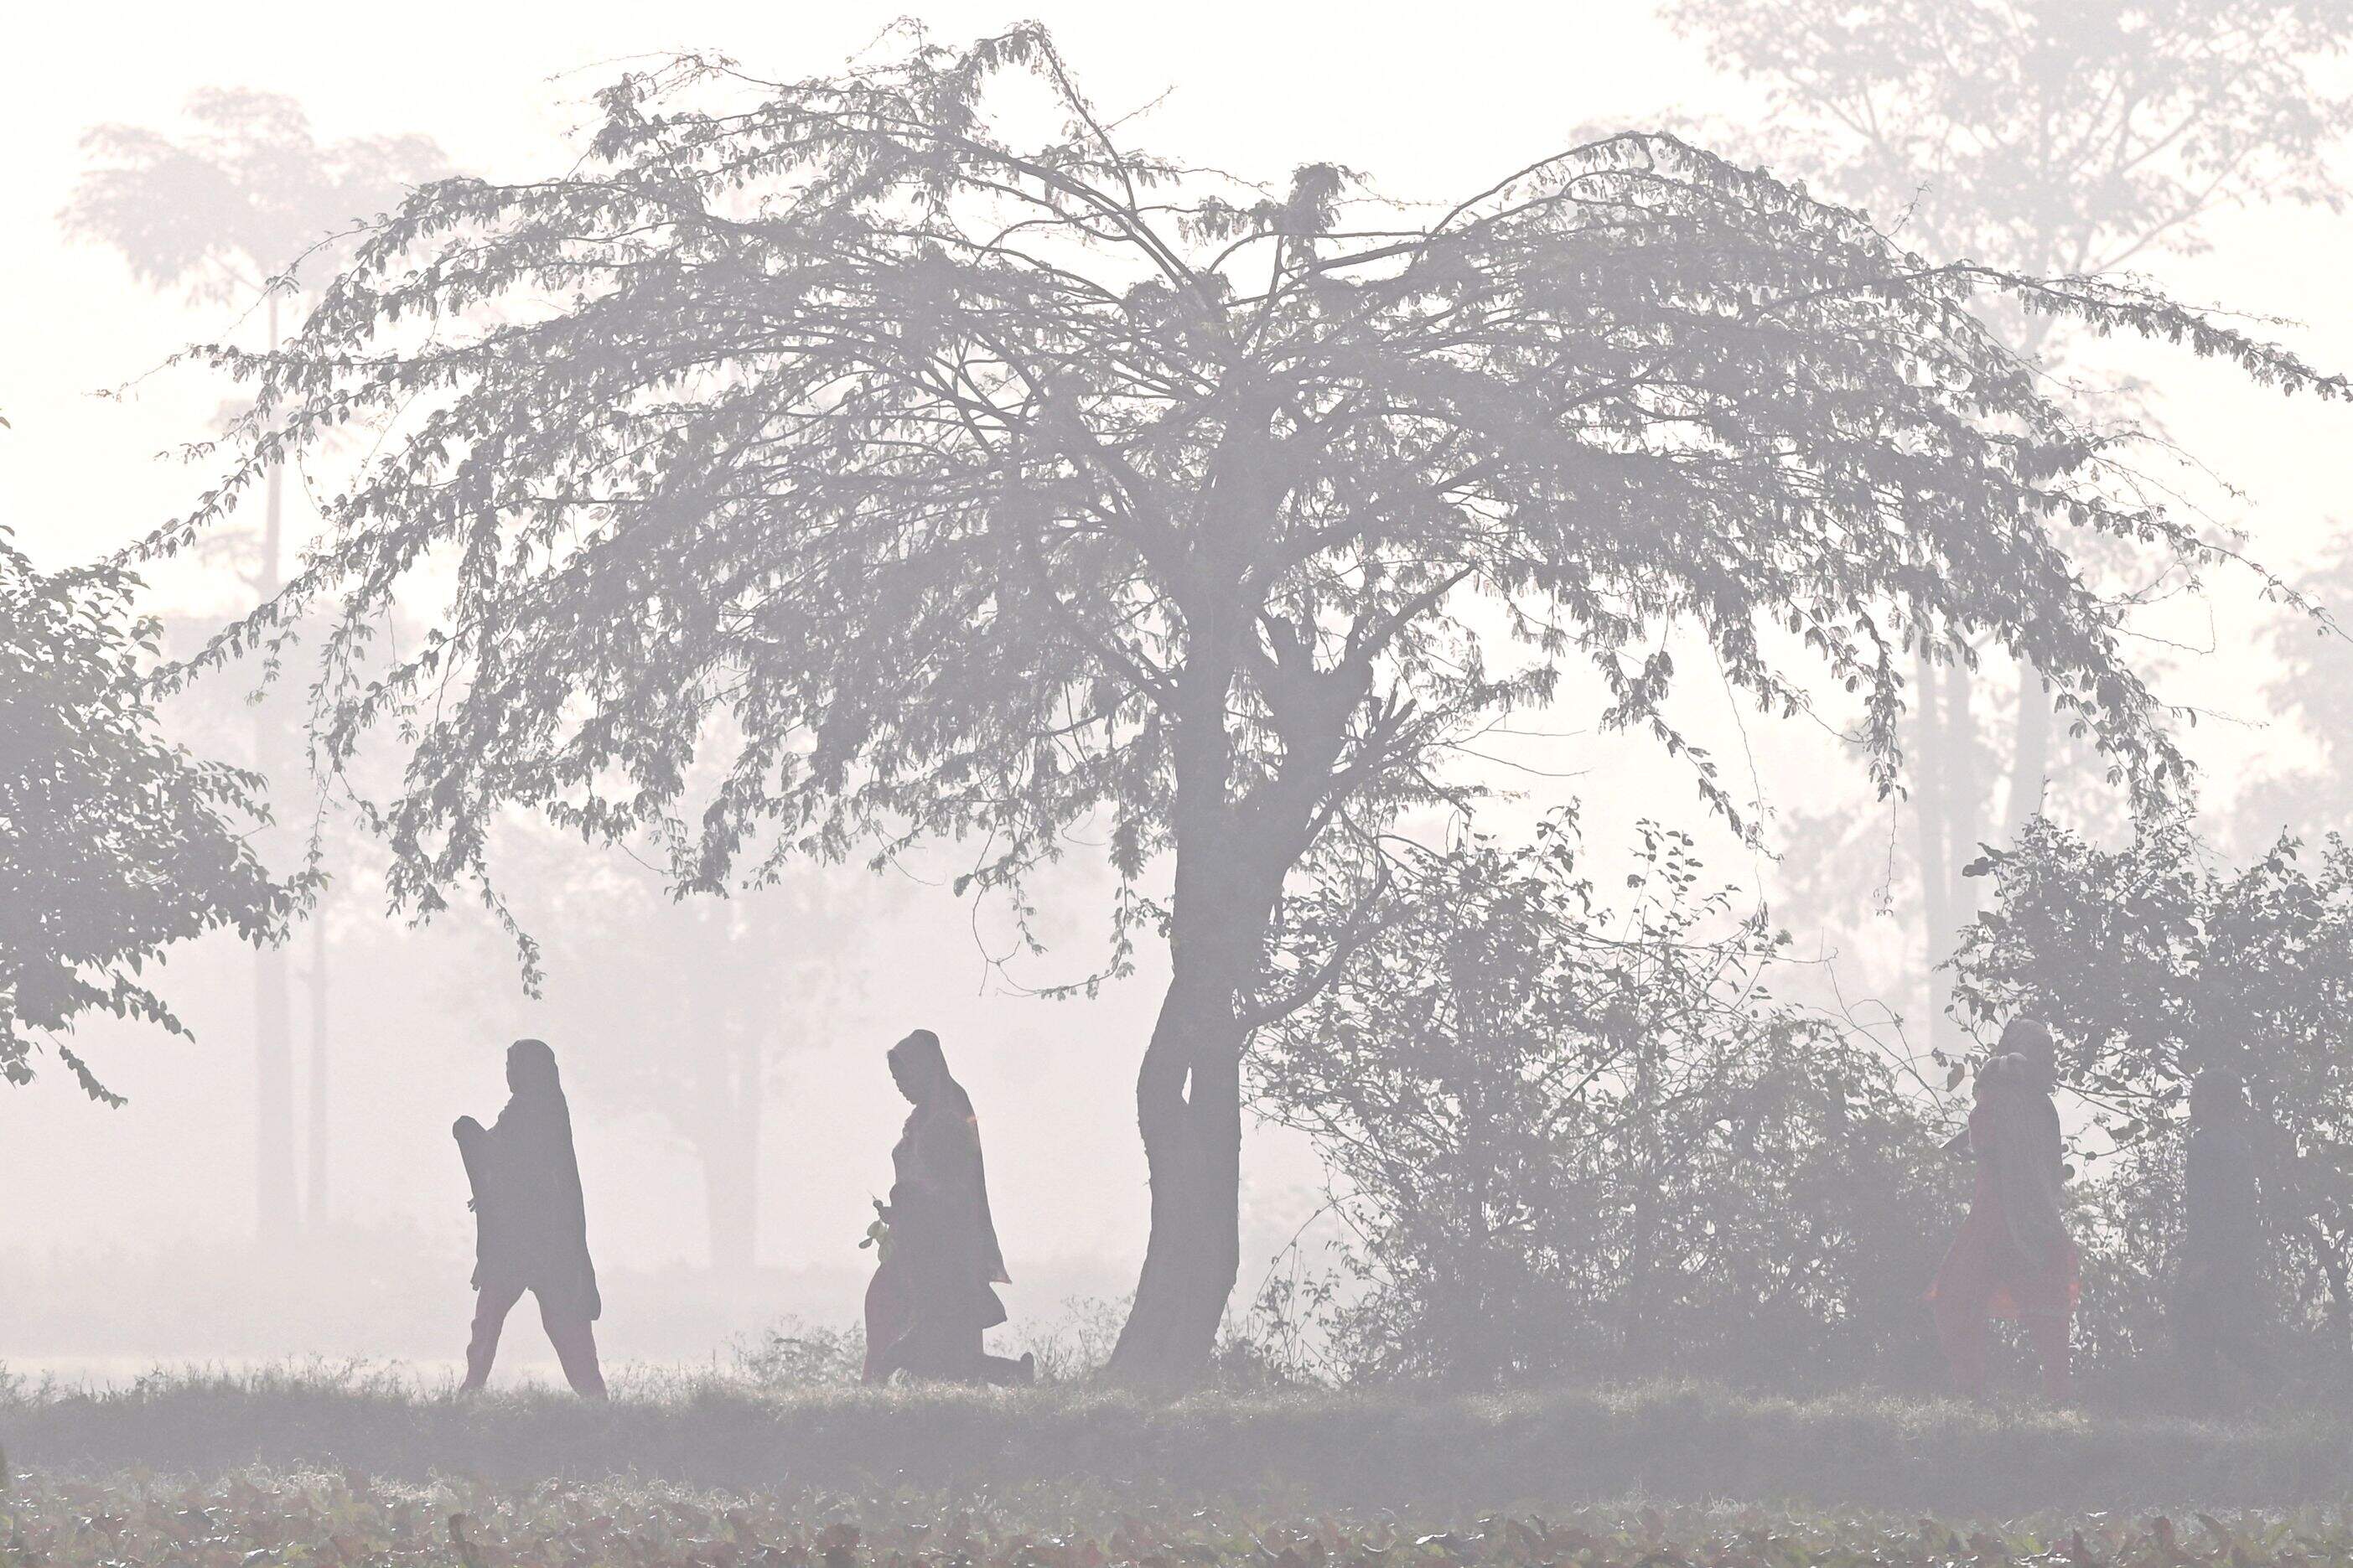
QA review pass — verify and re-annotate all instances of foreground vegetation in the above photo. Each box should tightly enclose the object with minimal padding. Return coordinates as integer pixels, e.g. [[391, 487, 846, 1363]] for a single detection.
[[4, 1368, 2347, 1514], [9, 1464, 2353, 1568]]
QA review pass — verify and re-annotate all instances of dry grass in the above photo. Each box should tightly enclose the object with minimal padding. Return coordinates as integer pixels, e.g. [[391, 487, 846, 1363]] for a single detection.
[[3, 1364, 2345, 1513]]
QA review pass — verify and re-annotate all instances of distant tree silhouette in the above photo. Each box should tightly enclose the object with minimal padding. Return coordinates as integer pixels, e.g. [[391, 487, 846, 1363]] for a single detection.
[[458, 822, 890, 1276], [152, 28, 2345, 1379], [63, 89, 447, 1237], [2244, 541, 2353, 842], [2, 520, 293, 1101], [1671, 0, 2353, 1053]]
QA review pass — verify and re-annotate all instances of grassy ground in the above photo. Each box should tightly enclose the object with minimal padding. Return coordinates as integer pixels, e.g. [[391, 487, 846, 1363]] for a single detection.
[[5, 1466, 2353, 1568], [4, 1366, 2348, 1514]]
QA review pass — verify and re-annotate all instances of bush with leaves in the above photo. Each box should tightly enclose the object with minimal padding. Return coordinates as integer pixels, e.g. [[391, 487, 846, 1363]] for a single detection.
[[1950, 817, 2353, 1373], [0, 528, 294, 1101], [1251, 810, 1951, 1388]]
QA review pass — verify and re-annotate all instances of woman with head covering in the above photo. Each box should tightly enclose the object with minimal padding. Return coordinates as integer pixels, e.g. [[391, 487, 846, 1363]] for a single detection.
[[453, 1038, 606, 1397], [1926, 1017, 2078, 1400], [862, 1029, 1034, 1384]]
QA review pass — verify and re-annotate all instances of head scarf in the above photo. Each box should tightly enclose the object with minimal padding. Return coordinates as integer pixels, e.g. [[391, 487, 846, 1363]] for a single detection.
[[508, 1037, 561, 1098], [889, 1029, 968, 1114], [1981, 1017, 2069, 1269], [888, 1028, 1007, 1285], [1995, 1017, 2057, 1090]]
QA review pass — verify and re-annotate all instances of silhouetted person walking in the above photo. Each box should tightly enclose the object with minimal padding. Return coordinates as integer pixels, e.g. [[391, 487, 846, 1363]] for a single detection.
[[1928, 1017, 2076, 1401], [2179, 1065, 2274, 1400], [863, 1029, 1033, 1385], [453, 1038, 607, 1397]]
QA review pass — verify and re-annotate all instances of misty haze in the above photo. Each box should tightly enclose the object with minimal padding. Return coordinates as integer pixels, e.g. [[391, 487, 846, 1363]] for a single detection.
[[6, 0, 2353, 1550]]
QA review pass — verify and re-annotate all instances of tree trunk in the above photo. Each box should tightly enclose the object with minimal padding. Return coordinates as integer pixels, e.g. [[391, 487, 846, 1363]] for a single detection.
[[1108, 955, 1250, 1382], [699, 1030, 763, 1276], [1106, 451, 1319, 1384], [2003, 661, 2052, 843], [1913, 652, 1957, 1055], [1109, 800, 1280, 1384], [1998, 317, 2059, 852], [303, 902, 329, 1232], [253, 928, 295, 1244], [253, 292, 299, 1246], [1936, 656, 1982, 1052], [1943, 655, 1980, 891]]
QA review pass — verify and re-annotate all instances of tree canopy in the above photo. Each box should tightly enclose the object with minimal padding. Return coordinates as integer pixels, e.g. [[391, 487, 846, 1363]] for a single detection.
[[150, 26, 2345, 1376], [1, 529, 294, 1102]]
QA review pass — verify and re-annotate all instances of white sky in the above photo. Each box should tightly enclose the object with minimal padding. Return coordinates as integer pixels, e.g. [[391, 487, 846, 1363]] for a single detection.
[[3, 0, 2350, 1373]]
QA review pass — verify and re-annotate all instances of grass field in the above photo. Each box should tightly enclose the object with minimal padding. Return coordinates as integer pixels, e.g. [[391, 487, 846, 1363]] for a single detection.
[[4, 1366, 2349, 1517], [8, 1466, 2353, 1568]]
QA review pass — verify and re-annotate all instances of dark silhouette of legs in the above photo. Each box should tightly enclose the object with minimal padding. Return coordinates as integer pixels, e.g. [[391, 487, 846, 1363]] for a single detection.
[[538, 1291, 608, 1398], [2182, 1291, 2279, 1407], [1933, 1280, 2070, 1402], [463, 1277, 604, 1397], [873, 1317, 1034, 1386], [462, 1278, 526, 1391], [1931, 1278, 1994, 1399], [863, 1262, 914, 1384], [2023, 1306, 2072, 1401]]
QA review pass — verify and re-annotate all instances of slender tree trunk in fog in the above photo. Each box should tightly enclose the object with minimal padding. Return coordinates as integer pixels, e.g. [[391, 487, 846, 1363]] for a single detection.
[[1999, 318, 2059, 852], [1913, 651, 1957, 1054], [304, 900, 329, 1231], [1623, 1040, 1665, 1365], [1943, 656, 1981, 882], [253, 294, 298, 1245], [2005, 656, 2054, 844], [698, 1029, 763, 1275], [1910, 645, 1984, 1053], [1938, 656, 1982, 1052]]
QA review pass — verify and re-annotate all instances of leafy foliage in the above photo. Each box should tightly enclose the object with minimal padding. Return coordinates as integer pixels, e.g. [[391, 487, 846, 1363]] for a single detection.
[[0, 532, 295, 1101], [153, 28, 2342, 938], [1252, 810, 1950, 1386], [1950, 817, 2353, 1358]]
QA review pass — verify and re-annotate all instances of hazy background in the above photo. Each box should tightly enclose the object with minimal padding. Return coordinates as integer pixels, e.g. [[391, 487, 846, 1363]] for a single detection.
[[3, 0, 2347, 1380]]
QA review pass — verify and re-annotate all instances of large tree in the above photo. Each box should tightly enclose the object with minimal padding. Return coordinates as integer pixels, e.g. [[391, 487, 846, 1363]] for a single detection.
[[63, 88, 448, 1236], [3, 515, 293, 1100], [149, 30, 2344, 1379], [1668, 0, 2353, 1050]]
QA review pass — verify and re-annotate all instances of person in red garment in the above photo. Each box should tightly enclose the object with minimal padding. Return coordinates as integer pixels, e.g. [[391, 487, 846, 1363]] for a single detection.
[[453, 1038, 607, 1397], [1927, 1017, 2077, 1401]]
